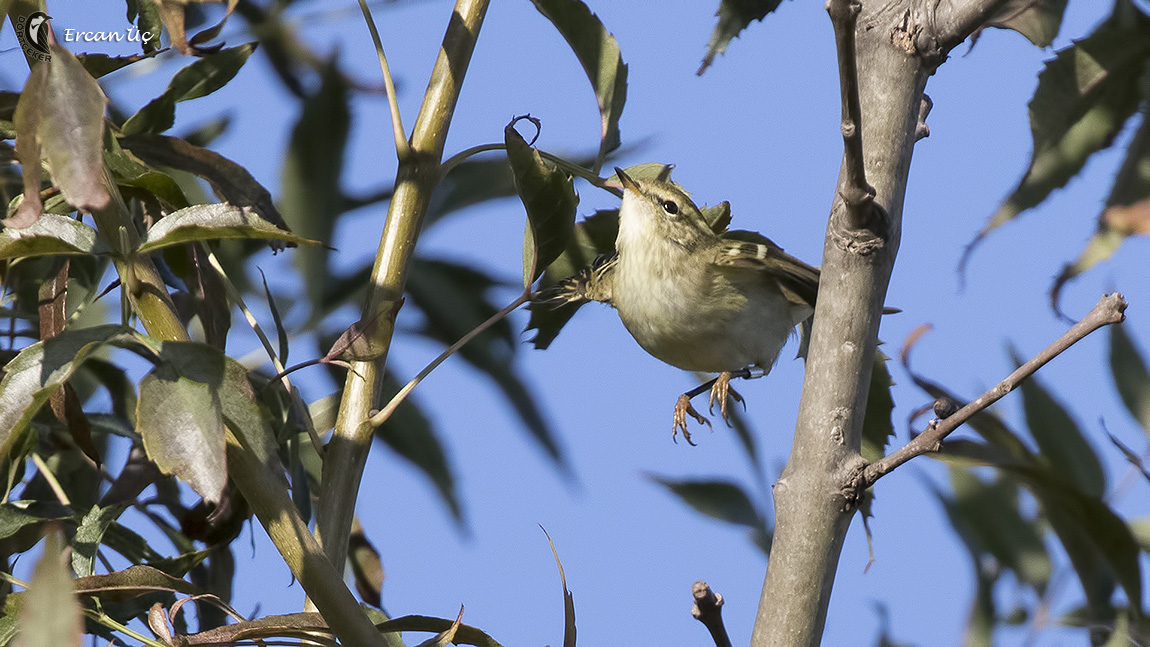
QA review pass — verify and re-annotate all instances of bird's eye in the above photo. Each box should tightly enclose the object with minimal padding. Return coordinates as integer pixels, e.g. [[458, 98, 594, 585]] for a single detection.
[[661, 200, 679, 215]]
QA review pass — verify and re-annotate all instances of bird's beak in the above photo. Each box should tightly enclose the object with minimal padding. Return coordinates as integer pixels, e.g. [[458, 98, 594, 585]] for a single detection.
[[614, 167, 640, 194]]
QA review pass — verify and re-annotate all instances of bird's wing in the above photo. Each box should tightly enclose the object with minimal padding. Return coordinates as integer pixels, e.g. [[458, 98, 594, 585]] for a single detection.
[[711, 234, 820, 308]]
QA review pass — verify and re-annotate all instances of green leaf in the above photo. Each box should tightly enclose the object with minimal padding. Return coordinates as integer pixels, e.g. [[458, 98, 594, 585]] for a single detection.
[[0, 324, 132, 456], [122, 43, 258, 136], [118, 133, 289, 236], [406, 259, 564, 464], [426, 157, 516, 228], [1028, 475, 1142, 631], [17, 531, 82, 647], [135, 340, 280, 496], [375, 374, 462, 523], [100, 521, 166, 566], [80, 358, 138, 424], [926, 475, 1000, 647], [260, 268, 290, 364], [127, 0, 163, 55], [525, 209, 619, 349], [1014, 348, 1106, 497], [1110, 325, 1150, 436], [984, 0, 1069, 48], [0, 501, 73, 555], [947, 468, 1052, 591], [77, 52, 158, 79], [378, 615, 506, 647], [137, 204, 319, 253], [1052, 112, 1150, 305], [348, 520, 384, 608], [698, 0, 785, 75], [648, 475, 763, 528], [974, 15, 1150, 243], [506, 119, 579, 287], [279, 61, 350, 313], [138, 362, 228, 505], [0, 214, 104, 259], [72, 503, 131, 578], [74, 564, 206, 599], [528, 0, 627, 170], [104, 135, 189, 211], [861, 348, 895, 462]]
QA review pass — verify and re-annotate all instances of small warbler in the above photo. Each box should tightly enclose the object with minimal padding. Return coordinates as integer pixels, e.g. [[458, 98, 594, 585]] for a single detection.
[[537, 165, 820, 444]]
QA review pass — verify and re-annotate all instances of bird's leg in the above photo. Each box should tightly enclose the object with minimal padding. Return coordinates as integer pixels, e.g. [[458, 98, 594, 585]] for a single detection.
[[671, 368, 765, 443], [706, 371, 745, 424], [673, 394, 711, 445]]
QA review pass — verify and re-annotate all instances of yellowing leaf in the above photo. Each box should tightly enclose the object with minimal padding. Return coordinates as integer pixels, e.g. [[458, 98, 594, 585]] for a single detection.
[[137, 204, 319, 253], [16, 531, 81, 647]]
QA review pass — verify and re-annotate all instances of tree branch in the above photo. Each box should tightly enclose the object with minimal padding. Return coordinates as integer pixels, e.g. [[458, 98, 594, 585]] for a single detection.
[[929, 0, 1016, 54], [827, 0, 875, 226], [692, 581, 732, 647], [853, 293, 1128, 492], [750, 0, 932, 644]]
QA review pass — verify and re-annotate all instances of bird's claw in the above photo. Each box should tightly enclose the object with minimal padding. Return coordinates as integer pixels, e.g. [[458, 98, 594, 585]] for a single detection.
[[706, 372, 745, 426], [673, 394, 711, 445]]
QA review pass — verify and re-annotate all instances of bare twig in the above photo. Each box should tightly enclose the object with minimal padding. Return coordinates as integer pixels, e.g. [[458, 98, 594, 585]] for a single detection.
[[854, 293, 1127, 493], [826, 0, 875, 226], [692, 581, 732, 647]]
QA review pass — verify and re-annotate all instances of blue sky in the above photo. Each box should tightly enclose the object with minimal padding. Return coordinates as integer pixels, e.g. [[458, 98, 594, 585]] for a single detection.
[[4, 1, 1149, 645]]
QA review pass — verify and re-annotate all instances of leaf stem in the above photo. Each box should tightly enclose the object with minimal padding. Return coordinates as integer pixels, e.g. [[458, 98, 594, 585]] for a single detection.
[[357, 0, 411, 161], [30, 454, 70, 506], [365, 290, 530, 431], [439, 142, 612, 192]]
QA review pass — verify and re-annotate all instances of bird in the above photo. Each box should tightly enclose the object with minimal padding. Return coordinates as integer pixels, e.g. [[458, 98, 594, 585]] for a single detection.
[[535, 165, 820, 444]]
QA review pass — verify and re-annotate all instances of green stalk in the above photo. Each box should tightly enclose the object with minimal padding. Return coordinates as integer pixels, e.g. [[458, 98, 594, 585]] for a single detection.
[[314, 0, 491, 573]]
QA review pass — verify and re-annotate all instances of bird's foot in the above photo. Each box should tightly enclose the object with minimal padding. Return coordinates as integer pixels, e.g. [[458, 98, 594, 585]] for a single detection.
[[673, 394, 711, 446], [706, 371, 745, 425]]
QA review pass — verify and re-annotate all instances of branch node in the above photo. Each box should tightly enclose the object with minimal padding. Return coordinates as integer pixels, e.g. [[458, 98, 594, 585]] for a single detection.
[[915, 94, 933, 141], [830, 197, 888, 254]]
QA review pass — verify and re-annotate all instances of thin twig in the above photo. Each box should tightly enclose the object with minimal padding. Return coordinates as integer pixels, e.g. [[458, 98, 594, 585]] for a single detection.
[[692, 581, 732, 647], [856, 293, 1127, 492], [826, 0, 875, 222], [31, 453, 70, 506], [358, 0, 411, 161], [364, 290, 530, 431]]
